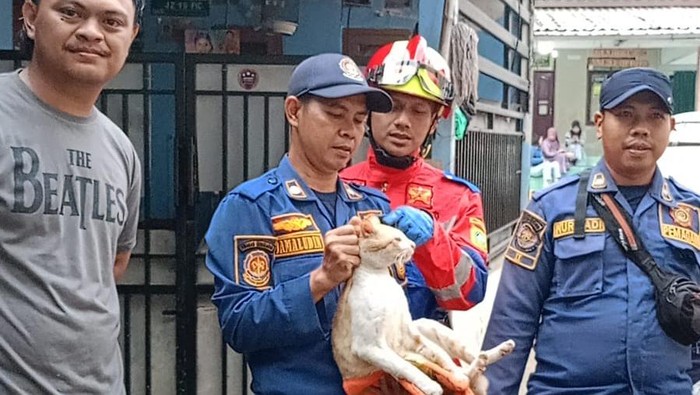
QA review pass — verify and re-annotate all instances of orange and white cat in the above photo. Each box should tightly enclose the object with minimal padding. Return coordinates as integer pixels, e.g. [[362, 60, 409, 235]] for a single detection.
[[332, 215, 514, 395]]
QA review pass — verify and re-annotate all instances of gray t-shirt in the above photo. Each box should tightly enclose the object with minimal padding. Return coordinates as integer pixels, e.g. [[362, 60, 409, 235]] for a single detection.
[[0, 71, 141, 394]]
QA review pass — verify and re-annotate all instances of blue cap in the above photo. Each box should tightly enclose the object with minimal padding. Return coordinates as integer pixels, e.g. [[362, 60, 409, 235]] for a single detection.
[[287, 53, 393, 113], [600, 67, 673, 113]]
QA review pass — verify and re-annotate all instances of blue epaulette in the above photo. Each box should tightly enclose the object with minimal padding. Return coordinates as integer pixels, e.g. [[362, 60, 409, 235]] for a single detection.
[[667, 176, 700, 199], [532, 173, 581, 201], [236, 170, 282, 200], [443, 171, 480, 193], [349, 183, 390, 203]]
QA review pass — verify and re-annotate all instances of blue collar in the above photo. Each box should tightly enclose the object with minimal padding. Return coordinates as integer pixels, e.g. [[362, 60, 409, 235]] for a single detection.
[[276, 155, 366, 203], [587, 160, 676, 208]]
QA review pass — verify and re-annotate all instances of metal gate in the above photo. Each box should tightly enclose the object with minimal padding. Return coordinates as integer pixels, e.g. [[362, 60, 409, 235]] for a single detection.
[[187, 54, 306, 395]]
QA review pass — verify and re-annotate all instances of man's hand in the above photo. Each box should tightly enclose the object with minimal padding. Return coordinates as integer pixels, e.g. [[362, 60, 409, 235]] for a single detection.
[[310, 218, 362, 302], [382, 206, 434, 247]]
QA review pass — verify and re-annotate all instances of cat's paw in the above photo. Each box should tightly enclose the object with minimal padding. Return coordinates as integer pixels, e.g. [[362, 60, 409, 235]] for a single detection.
[[500, 339, 516, 356], [416, 379, 443, 395]]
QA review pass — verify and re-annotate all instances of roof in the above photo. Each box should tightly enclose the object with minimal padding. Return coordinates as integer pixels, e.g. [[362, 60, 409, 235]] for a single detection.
[[534, 7, 700, 36]]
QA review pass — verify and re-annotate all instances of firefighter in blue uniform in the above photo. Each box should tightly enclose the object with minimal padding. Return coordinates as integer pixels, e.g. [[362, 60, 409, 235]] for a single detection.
[[205, 54, 399, 394], [483, 68, 700, 394]]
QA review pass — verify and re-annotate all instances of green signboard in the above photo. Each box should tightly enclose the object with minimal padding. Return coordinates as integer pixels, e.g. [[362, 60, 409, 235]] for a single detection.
[[152, 0, 209, 17]]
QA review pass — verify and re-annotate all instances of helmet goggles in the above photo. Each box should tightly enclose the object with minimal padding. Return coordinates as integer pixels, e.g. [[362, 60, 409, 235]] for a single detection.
[[367, 60, 454, 105]]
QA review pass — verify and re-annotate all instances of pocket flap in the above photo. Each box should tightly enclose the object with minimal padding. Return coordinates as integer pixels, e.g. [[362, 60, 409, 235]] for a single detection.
[[554, 234, 606, 259]]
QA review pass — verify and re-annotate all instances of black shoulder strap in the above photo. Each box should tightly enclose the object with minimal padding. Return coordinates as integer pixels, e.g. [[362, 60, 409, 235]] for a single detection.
[[589, 192, 672, 289], [574, 170, 591, 239]]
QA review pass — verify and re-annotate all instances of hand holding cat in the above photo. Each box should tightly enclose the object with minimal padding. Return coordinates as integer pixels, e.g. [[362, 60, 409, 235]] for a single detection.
[[382, 206, 434, 247], [309, 220, 362, 302]]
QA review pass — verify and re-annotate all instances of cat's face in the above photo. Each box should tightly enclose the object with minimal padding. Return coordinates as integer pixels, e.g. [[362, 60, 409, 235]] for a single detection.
[[357, 216, 415, 270]]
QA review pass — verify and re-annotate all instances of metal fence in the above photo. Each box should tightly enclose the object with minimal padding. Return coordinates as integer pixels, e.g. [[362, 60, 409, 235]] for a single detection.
[[455, 129, 523, 245]]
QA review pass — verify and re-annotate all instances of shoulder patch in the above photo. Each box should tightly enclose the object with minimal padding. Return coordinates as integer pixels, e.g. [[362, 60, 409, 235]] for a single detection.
[[532, 174, 581, 201], [504, 210, 547, 270], [443, 171, 480, 193], [236, 171, 282, 200], [234, 236, 276, 290]]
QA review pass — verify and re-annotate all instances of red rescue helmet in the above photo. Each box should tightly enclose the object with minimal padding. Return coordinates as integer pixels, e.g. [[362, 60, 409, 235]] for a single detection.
[[365, 35, 454, 118]]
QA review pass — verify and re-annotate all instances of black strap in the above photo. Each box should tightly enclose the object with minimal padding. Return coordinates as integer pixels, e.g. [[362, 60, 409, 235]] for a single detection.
[[574, 170, 591, 239], [589, 192, 672, 290]]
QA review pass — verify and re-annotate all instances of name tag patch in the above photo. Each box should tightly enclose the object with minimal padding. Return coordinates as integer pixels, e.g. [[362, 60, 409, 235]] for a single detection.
[[553, 218, 605, 239], [271, 213, 324, 258]]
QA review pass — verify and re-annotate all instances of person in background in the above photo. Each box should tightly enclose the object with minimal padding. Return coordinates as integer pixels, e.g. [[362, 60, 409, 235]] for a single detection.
[[540, 126, 567, 186], [0, 0, 143, 392], [566, 119, 585, 166], [482, 67, 699, 394]]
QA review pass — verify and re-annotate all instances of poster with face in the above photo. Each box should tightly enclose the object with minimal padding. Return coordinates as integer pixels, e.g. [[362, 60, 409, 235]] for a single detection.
[[185, 29, 240, 54]]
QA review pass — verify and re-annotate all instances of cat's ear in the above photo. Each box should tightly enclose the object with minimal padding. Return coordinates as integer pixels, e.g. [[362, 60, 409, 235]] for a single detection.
[[349, 216, 363, 237], [360, 218, 375, 237]]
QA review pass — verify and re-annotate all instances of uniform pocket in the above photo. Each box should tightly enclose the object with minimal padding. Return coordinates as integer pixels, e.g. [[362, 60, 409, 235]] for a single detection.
[[661, 236, 700, 276], [553, 234, 606, 298]]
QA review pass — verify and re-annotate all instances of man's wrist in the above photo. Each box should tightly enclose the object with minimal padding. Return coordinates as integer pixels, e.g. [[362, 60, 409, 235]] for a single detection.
[[309, 267, 337, 303]]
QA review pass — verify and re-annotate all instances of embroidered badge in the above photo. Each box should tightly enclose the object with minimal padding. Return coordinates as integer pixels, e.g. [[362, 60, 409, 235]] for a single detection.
[[591, 173, 607, 189], [272, 214, 324, 258], [671, 205, 693, 228], [272, 213, 318, 234], [285, 180, 307, 199], [339, 57, 364, 82], [505, 210, 547, 270], [243, 251, 271, 288], [468, 217, 488, 253], [662, 182, 673, 202], [233, 236, 276, 289], [344, 183, 364, 201], [552, 218, 606, 239], [406, 183, 433, 208], [660, 204, 700, 249]]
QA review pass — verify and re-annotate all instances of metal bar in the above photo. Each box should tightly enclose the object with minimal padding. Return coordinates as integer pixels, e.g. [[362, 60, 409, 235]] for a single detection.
[[243, 96, 249, 180], [124, 294, 131, 395], [222, 65, 229, 191], [264, 96, 270, 170], [221, 341, 227, 395], [176, 53, 198, 395]]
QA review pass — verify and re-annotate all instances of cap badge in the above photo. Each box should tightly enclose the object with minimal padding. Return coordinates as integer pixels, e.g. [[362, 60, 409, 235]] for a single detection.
[[339, 57, 364, 82]]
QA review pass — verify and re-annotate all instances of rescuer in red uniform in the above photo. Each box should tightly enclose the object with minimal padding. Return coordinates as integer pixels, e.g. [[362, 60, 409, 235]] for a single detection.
[[341, 35, 489, 322]]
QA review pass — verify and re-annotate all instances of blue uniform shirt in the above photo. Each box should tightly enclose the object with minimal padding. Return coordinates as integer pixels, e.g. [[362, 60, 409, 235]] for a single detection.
[[483, 160, 700, 394], [205, 156, 393, 394]]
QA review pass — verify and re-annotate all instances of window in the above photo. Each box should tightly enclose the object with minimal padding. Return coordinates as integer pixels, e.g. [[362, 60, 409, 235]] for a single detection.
[[587, 70, 615, 125], [343, 0, 371, 6], [478, 72, 505, 104], [475, 27, 506, 67], [470, 0, 506, 25], [385, 0, 411, 8], [508, 86, 527, 112]]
